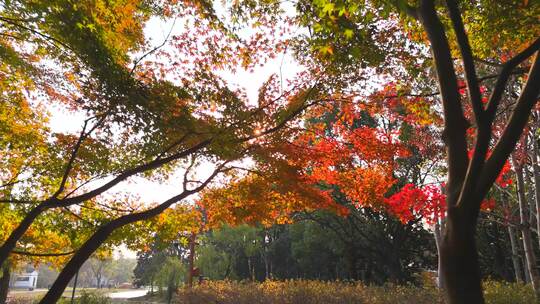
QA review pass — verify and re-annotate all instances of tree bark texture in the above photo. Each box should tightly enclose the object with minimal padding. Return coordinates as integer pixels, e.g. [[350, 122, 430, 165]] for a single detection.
[[440, 208, 484, 304], [0, 264, 10, 304]]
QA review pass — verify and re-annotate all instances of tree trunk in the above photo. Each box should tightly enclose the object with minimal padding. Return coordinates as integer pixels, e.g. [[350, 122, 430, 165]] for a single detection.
[[252, 259, 256, 281], [39, 223, 117, 303], [433, 219, 445, 288], [187, 233, 195, 288], [0, 202, 49, 267], [502, 197, 524, 282], [166, 271, 176, 304], [264, 254, 269, 280], [0, 141, 211, 270], [38, 188, 200, 303], [0, 263, 10, 304], [531, 132, 540, 248], [263, 234, 270, 280], [524, 165, 537, 227], [247, 257, 255, 281], [525, 256, 533, 283], [514, 161, 540, 297], [508, 222, 524, 282], [344, 248, 358, 280], [439, 208, 484, 304], [70, 271, 79, 304]]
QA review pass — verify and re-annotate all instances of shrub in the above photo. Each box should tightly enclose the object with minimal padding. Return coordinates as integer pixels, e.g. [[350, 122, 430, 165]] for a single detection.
[[58, 290, 110, 304], [174, 280, 534, 304], [483, 280, 535, 304], [175, 280, 443, 304]]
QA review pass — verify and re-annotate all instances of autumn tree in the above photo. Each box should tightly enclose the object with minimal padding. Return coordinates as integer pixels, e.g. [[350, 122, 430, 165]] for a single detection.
[[1, 1, 326, 303], [205, 0, 540, 302], [285, 1, 539, 303]]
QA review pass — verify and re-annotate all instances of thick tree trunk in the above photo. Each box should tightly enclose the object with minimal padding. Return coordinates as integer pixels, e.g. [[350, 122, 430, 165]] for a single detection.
[[38, 184, 204, 303], [0, 263, 10, 304], [514, 162, 540, 297], [39, 225, 111, 303], [440, 208, 484, 304]]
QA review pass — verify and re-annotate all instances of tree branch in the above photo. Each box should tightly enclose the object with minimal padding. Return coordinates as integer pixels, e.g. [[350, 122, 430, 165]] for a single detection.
[[53, 114, 108, 198], [485, 37, 540, 125], [418, 0, 469, 207], [478, 53, 540, 198], [0, 16, 74, 52], [379, 68, 529, 100], [129, 18, 176, 76], [52, 120, 90, 198], [11, 249, 75, 257], [59, 139, 212, 207], [445, 0, 483, 123], [39, 160, 230, 303]]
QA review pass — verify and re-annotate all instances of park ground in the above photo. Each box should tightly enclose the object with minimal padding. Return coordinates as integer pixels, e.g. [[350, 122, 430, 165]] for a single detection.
[[7, 287, 147, 303]]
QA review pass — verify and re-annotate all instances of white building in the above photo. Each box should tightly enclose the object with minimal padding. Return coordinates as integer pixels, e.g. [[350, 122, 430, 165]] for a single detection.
[[10, 269, 39, 290]]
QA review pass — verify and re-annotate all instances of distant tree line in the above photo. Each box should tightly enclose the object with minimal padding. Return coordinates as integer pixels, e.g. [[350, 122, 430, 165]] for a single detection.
[[134, 205, 520, 285]]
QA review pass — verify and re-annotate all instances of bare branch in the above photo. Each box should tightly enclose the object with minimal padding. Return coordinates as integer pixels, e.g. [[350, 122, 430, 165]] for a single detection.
[[62, 206, 95, 225], [129, 18, 176, 76]]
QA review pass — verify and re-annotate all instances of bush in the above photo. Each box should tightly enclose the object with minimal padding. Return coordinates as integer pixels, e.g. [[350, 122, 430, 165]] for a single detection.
[[176, 280, 442, 304], [483, 281, 536, 304], [58, 290, 110, 304], [174, 280, 535, 304]]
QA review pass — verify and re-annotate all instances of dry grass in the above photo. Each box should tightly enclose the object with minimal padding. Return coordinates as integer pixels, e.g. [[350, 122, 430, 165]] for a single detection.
[[174, 280, 535, 304], [176, 280, 441, 304], [7, 280, 535, 303]]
